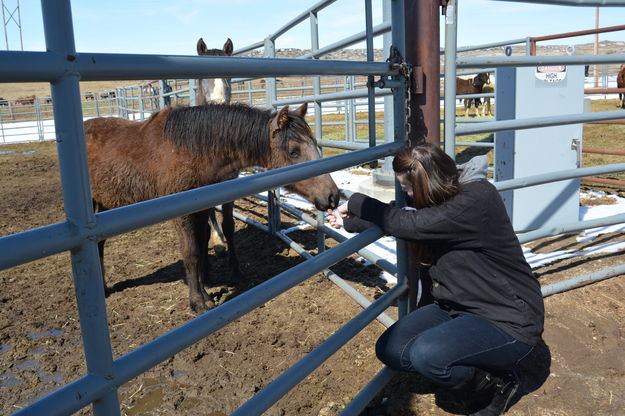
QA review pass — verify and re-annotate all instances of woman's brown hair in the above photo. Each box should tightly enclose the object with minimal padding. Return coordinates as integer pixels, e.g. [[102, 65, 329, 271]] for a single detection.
[[392, 143, 460, 263]]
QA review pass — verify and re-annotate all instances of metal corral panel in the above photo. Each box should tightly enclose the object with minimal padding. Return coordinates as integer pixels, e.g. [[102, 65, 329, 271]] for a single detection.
[[495, 65, 585, 232]]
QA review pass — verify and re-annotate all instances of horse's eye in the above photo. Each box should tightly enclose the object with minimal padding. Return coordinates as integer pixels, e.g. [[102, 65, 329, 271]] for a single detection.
[[289, 149, 300, 159]]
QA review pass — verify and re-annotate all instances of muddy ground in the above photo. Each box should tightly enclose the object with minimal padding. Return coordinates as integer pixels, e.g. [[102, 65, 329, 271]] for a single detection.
[[1, 141, 624, 416]]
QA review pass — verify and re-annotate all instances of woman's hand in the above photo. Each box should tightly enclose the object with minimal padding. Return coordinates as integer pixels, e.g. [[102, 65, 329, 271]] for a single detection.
[[327, 202, 352, 229]]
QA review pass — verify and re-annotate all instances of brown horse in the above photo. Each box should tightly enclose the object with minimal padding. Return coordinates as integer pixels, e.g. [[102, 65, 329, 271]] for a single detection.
[[85, 102, 340, 313], [456, 73, 490, 117], [617, 64, 625, 109]]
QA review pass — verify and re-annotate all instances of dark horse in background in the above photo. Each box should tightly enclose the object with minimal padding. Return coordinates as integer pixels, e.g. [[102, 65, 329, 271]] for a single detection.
[[196, 37, 240, 277], [456, 72, 490, 117], [617, 64, 625, 109], [85, 102, 340, 313]]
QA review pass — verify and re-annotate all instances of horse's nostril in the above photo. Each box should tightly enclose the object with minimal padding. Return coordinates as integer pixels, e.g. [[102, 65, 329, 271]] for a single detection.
[[330, 192, 339, 209]]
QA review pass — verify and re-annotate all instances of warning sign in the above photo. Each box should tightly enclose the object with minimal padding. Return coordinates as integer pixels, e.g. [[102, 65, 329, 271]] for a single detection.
[[535, 65, 567, 83]]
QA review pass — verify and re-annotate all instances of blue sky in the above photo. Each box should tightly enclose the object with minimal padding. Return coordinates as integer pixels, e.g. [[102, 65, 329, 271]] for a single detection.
[[4, 1, 625, 55]]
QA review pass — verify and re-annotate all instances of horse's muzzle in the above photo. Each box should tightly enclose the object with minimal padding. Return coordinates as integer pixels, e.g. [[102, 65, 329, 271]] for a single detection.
[[314, 190, 340, 211]]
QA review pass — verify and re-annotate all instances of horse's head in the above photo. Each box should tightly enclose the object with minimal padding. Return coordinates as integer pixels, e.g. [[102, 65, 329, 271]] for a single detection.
[[473, 73, 490, 88], [267, 103, 340, 211], [196, 38, 234, 104]]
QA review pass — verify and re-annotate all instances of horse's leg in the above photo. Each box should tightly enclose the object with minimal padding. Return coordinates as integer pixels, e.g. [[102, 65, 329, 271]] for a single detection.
[[93, 201, 111, 296], [221, 201, 242, 281], [208, 208, 227, 256], [174, 212, 212, 314]]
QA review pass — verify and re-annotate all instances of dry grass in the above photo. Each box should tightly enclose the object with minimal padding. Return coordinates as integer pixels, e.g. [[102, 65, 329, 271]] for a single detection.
[[0, 80, 140, 100]]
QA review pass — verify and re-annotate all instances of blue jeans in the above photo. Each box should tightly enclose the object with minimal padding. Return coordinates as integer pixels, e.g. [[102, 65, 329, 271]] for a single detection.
[[376, 304, 534, 388]]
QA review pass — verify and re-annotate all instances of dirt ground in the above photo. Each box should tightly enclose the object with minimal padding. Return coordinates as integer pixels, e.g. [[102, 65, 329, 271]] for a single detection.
[[1, 141, 624, 416]]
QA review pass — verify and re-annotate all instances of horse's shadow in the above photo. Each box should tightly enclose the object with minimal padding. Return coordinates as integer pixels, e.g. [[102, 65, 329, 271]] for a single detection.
[[362, 340, 551, 415], [107, 223, 390, 306]]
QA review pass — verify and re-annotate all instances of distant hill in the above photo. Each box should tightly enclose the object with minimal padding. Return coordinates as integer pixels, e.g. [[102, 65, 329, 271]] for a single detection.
[[241, 40, 625, 73]]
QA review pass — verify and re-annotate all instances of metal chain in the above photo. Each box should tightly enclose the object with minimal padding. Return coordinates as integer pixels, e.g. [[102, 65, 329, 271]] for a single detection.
[[388, 46, 412, 143]]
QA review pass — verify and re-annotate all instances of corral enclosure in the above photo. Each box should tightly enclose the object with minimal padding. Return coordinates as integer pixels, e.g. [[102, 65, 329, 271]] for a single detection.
[[2, 0, 625, 415]]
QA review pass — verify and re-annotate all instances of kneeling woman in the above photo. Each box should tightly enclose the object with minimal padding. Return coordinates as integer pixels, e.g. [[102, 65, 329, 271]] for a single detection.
[[328, 143, 545, 416]]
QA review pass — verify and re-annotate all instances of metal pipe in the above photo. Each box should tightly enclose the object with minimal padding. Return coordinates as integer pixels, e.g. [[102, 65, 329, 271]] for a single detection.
[[456, 110, 625, 136], [230, 280, 407, 416], [443, 0, 458, 157], [532, 24, 625, 43], [501, 0, 625, 5], [541, 264, 625, 298], [391, 0, 409, 318], [581, 177, 625, 186], [584, 88, 625, 94], [0, 52, 398, 83], [365, 0, 377, 158], [583, 147, 625, 156], [518, 212, 625, 244], [457, 53, 625, 69], [494, 162, 625, 192], [404, 0, 440, 145], [39, 1, 119, 415], [271, 86, 392, 107]]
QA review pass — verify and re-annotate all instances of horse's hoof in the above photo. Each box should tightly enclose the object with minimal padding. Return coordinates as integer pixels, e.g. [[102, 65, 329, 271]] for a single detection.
[[104, 286, 113, 297], [190, 301, 210, 315]]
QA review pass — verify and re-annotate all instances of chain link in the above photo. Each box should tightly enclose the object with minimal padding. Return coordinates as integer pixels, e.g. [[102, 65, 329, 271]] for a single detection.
[[388, 46, 412, 144]]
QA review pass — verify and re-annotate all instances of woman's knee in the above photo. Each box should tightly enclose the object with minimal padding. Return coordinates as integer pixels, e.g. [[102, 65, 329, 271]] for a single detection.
[[408, 336, 448, 378]]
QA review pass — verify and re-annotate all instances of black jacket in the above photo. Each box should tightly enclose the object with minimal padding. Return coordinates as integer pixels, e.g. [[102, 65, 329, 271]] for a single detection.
[[345, 179, 544, 346]]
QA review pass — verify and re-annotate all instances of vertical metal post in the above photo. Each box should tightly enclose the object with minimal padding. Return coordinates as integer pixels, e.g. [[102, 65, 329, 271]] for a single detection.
[[391, 0, 409, 318], [343, 76, 349, 141], [40, 1, 119, 415], [264, 37, 277, 108], [2, 0, 9, 50], [310, 10, 325, 254], [264, 37, 281, 235], [404, 0, 440, 145], [159, 80, 167, 109], [348, 76, 357, 141], [138, 84, 145, 120], [381, 0, 394, 177], [443, 0, 458, 158], [35, 99, 43, 141], [188, 79, 197, 106], [365, 0, 377, 167], [94, 93, 101, 117]]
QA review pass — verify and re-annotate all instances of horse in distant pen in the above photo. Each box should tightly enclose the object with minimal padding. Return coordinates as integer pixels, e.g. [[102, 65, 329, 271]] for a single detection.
[[85, 102, 339, 314], [617, 64, 625, 109], [196, 37, 240, 277], [456, 73, 490, 117]]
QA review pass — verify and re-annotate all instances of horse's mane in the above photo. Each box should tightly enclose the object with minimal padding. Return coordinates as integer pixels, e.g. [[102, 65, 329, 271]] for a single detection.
[[163, 103, 273, 158]]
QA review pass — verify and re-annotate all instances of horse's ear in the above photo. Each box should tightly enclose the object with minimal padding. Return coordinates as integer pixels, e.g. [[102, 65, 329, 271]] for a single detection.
[[271, 106, 290, 132], [294, 102, 308, 118], [277, 106, 290, 129], [223, 38, 234, 56], [197, 38, 207, 55]]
